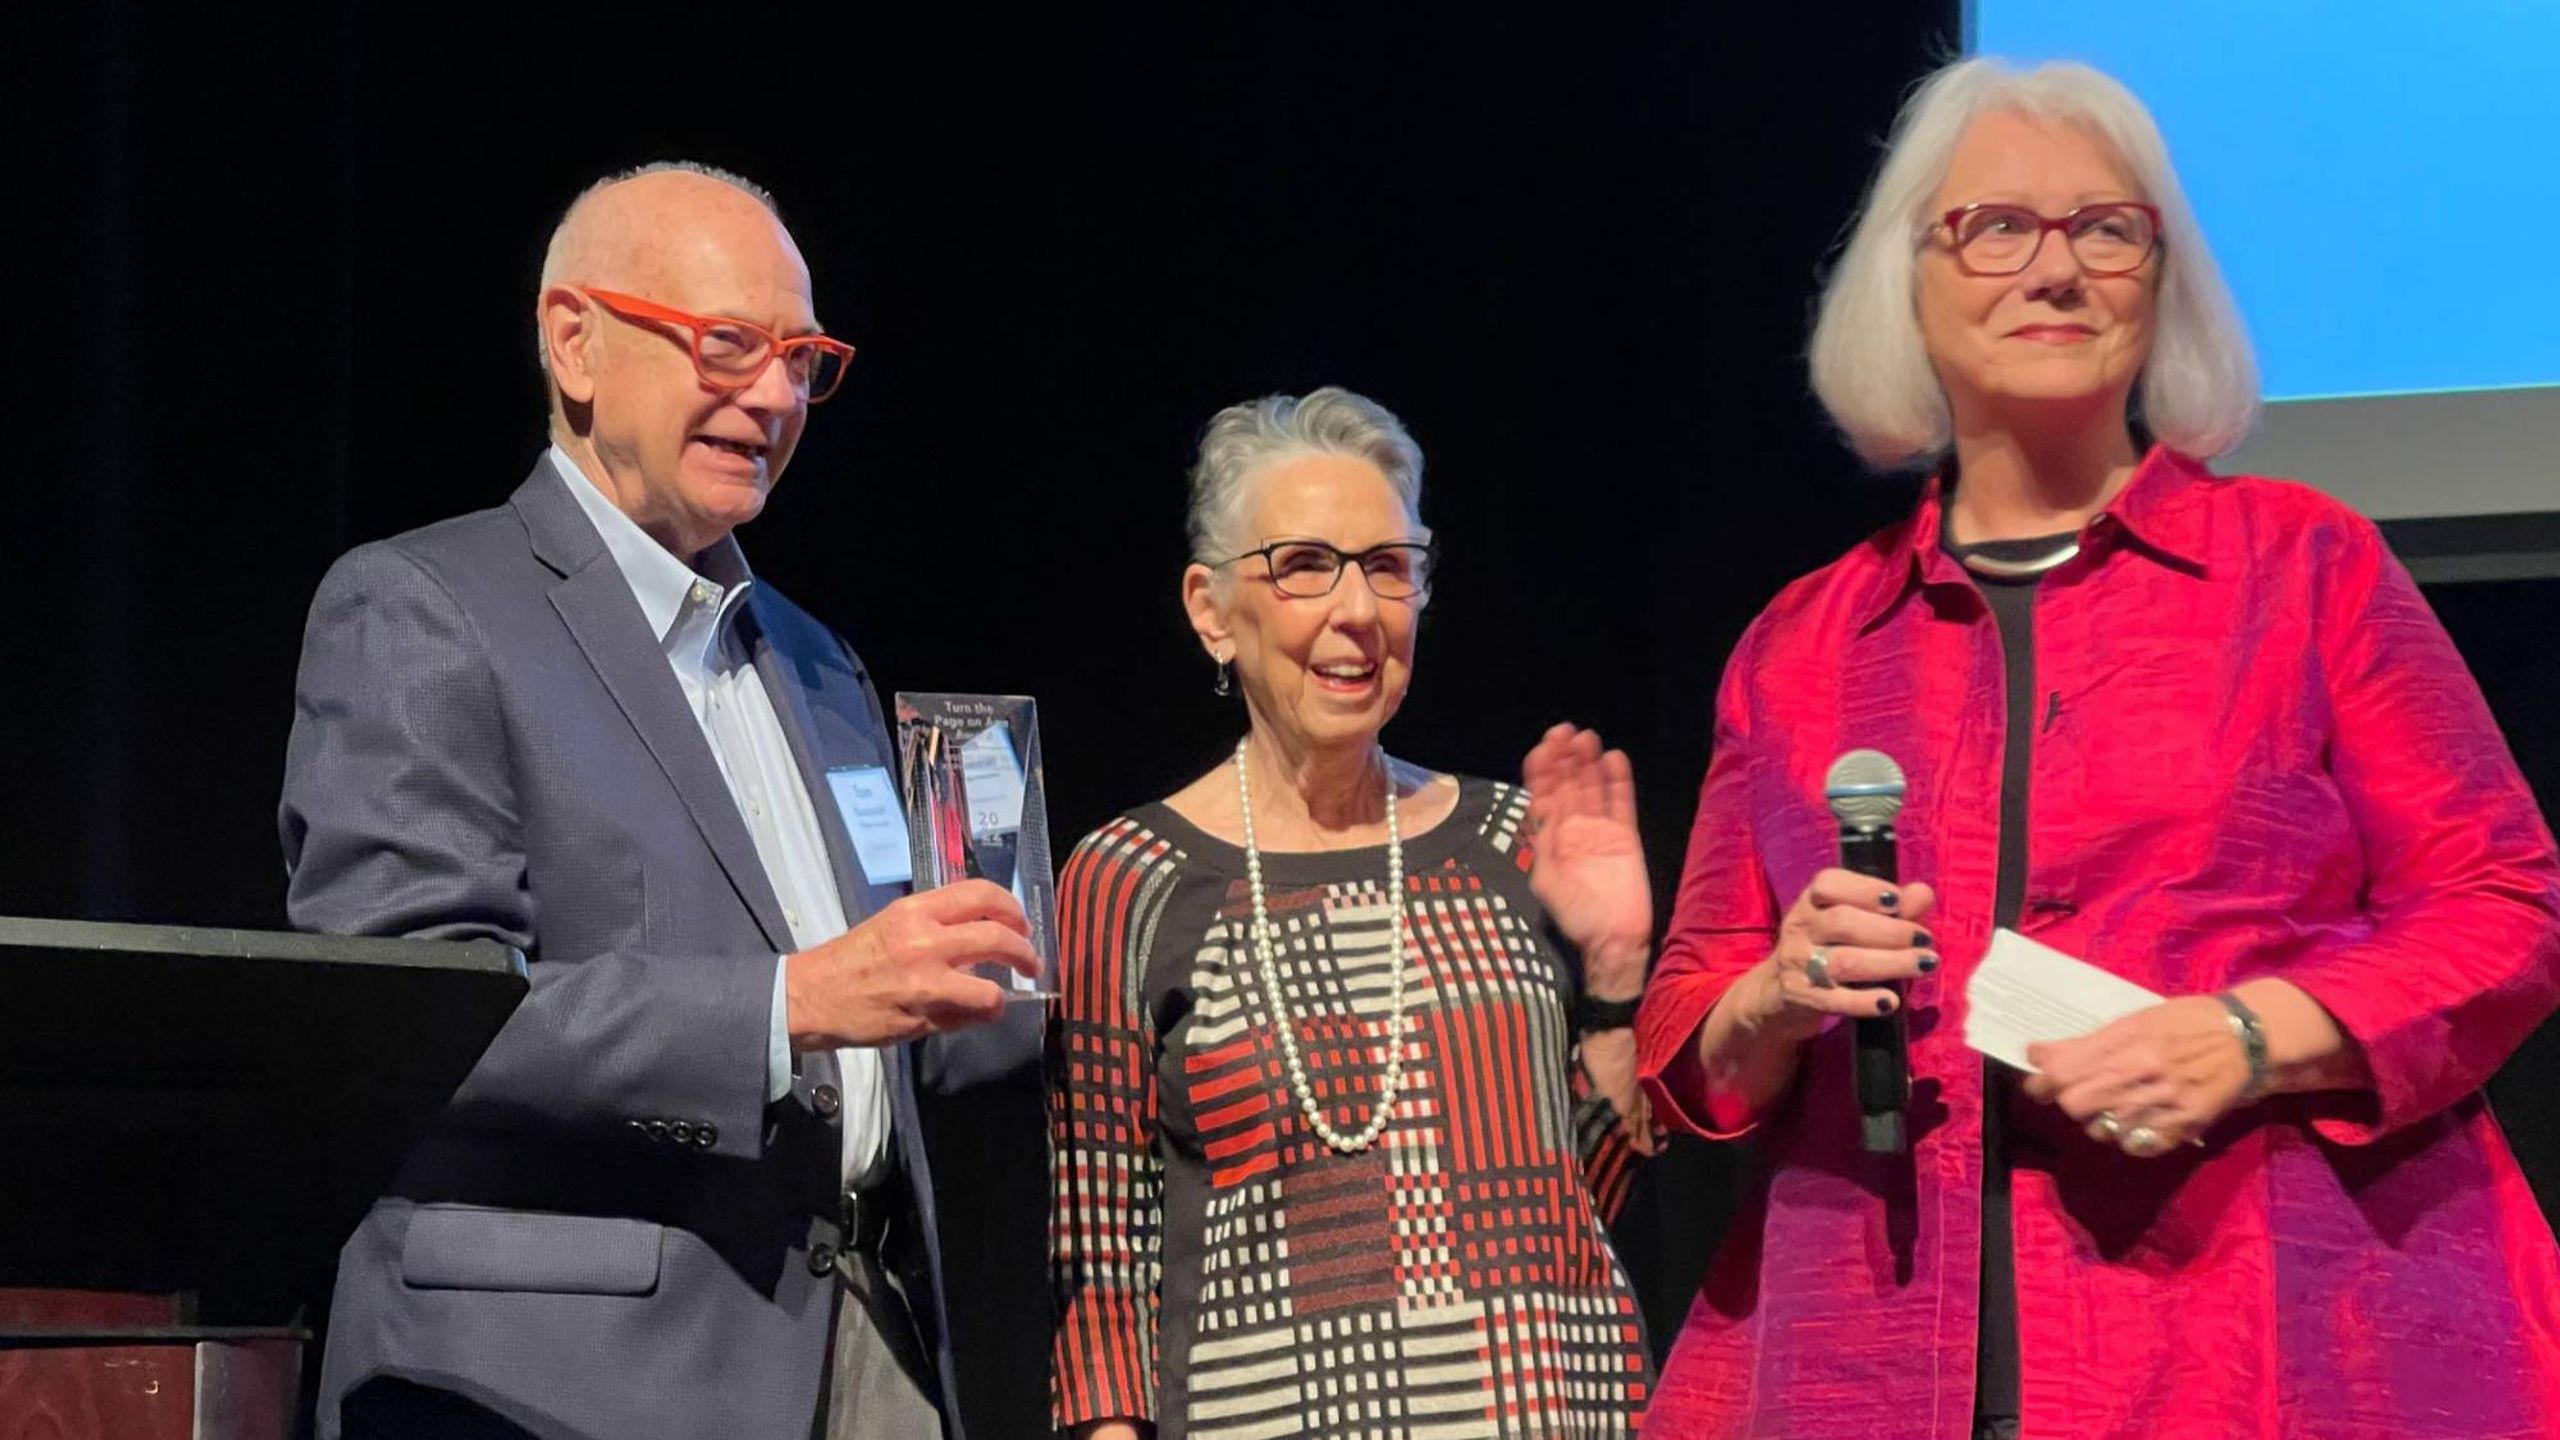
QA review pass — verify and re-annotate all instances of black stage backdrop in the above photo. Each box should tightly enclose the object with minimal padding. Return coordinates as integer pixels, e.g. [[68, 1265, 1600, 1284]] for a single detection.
[[8, 7, 2557, 1439]]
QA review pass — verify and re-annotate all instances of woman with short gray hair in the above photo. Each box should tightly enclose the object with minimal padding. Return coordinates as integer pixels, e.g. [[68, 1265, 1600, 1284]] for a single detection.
[[1049, 386, 1658, 1438], [1636, 57, 2560, 1438]]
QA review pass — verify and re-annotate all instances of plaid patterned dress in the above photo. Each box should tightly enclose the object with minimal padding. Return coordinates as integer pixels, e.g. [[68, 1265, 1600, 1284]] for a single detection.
[[1050, 778, 1651, 1438]]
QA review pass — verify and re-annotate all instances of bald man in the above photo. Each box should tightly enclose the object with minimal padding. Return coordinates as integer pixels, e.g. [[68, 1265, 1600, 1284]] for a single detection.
[[281, 162, 1035, 1440]]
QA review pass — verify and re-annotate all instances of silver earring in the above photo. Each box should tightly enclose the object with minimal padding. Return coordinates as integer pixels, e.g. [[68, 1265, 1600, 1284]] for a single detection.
[[1213, 658, 1234, 696]]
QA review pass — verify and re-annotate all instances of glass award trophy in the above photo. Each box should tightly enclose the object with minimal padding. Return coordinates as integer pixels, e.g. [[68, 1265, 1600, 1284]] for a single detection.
[[893, 692, 1055, 1001]]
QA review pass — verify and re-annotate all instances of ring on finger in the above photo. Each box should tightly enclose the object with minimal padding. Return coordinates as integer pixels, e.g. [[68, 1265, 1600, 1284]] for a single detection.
[[2122, 1124, 2166, 1157], [1805, 947, 1836, 989], [2088, 1110, 2123, 1143]]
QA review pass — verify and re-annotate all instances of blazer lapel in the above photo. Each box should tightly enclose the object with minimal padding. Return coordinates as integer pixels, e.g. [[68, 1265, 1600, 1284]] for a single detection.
[[749, 632, 877, 929], [513, 461, 794, 953], [745, 590, 911, 931], [745, 594, 934, 1176]]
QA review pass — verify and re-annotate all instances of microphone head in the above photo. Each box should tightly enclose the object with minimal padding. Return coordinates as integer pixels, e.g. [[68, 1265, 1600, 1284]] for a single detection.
[[1825, 749, 1907, 831]]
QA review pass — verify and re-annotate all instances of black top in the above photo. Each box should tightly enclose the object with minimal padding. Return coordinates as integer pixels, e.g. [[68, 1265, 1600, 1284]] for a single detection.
[[1941, 529, 2076, 1425]]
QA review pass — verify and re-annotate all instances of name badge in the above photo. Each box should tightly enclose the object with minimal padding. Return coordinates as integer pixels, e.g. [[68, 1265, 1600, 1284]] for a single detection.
[[825, 765, 912, 885]]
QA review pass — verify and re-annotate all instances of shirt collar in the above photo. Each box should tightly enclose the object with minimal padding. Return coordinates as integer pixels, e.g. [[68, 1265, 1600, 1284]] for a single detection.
[[548, 444, 758, 664], [2100, 444, 2215, 570], [1854, 442, 2214, 631]]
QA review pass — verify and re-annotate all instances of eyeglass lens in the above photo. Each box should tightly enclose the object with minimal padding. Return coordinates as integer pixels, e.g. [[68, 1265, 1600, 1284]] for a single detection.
[[694, 323, 846, 396]]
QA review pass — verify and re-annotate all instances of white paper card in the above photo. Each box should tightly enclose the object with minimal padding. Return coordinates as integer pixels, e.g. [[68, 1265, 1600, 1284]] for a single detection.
[[1964, 927, 2163, 1071], [825, 765, 912, 885], [960, 721, 1026, 840]]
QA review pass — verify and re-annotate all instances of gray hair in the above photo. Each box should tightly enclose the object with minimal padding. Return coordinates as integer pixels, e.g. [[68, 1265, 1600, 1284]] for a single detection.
[[1808, 58, 2260, 468], [535, 160, 781, 364], [1185, 386, 1429, 566]]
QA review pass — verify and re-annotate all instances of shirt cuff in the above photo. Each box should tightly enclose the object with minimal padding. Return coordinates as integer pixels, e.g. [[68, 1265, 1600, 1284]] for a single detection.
[[768, 955, 794, 1103]]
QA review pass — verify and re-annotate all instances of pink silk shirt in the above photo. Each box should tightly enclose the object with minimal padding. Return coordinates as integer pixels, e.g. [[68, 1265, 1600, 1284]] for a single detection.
[[1636, 448, 2560, 1439]]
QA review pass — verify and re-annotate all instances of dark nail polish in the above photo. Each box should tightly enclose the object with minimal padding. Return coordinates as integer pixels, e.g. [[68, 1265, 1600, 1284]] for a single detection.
[[1880, 891, 1900, 909], [1917, 953, 1940, 974], [1914, 930, 1935, 949], [1876, 995, 1896, 1015]]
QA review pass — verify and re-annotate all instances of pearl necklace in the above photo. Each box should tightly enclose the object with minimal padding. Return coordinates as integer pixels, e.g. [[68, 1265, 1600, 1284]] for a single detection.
[[1233, 737, 1410, 1153]]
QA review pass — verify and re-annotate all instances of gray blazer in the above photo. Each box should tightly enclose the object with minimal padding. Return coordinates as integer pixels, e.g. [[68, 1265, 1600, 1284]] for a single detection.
[[281, 456, 1018, 1440]]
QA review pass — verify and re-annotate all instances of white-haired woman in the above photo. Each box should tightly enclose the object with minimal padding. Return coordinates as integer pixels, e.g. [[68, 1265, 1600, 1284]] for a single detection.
[[1635, 58, 2560, 1439], [1049, 387, 1658, 1438]]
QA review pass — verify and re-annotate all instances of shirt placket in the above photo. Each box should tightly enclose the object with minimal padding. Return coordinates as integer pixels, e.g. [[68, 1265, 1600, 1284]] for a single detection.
[[1930, 575, 2010, 1432], [700, 605, 815, 949]]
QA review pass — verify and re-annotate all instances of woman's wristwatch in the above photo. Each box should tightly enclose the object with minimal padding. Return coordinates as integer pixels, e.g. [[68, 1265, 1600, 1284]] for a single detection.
[[1572, 993, 1643, 1033], [2215, 990, 2270, 1100]]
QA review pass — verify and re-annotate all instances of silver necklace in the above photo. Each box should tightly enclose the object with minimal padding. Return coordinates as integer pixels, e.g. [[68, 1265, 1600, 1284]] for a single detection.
[[1955, 539, 2080, 578], [1233, 737, 1410, 1153]]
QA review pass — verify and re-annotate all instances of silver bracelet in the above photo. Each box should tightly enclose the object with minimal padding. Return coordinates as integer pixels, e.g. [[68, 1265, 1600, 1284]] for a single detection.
[[2216, 990, 2270, 1100]]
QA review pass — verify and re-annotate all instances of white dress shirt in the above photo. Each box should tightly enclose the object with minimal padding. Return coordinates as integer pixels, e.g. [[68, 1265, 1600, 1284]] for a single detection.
[[554, 445, 890, 1185]]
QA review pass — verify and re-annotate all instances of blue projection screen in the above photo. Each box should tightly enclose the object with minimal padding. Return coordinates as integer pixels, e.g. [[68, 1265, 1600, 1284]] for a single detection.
[[1968, 2, 2559, 525]]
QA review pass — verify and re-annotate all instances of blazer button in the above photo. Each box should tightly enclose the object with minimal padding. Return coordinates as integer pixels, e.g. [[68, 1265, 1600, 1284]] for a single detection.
[[669, 1121, 695, 1145], [646, 1119, 670, 1142], [694, 1122, 719, 1148], [812, 1083, 842, 1118], [808, 1243, 838, 1277]]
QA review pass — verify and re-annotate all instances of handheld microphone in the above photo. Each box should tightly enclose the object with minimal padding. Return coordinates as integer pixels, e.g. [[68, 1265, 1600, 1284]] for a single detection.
[[1825, 749, 1910, 1155]]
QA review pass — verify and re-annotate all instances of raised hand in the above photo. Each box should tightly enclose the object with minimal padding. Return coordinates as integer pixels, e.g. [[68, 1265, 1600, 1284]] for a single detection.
[[1522, 722, 1653, 994]]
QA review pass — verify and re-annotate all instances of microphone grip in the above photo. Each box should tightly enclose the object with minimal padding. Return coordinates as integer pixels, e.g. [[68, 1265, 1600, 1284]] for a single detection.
[[1838, 828, 1897, 886], [1840, 826, 1909, 1154]]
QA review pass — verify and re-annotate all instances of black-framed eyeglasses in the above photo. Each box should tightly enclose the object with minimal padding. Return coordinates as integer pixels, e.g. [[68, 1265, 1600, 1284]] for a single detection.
[[1213, 539, 1435, 600]]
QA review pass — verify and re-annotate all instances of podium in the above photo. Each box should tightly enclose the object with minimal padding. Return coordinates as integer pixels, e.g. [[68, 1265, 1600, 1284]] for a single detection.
[[0, 917, 526, 1439]]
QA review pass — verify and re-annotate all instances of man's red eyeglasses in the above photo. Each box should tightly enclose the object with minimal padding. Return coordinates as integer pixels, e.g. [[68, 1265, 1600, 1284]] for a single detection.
[[579, 287, 856, 402]]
